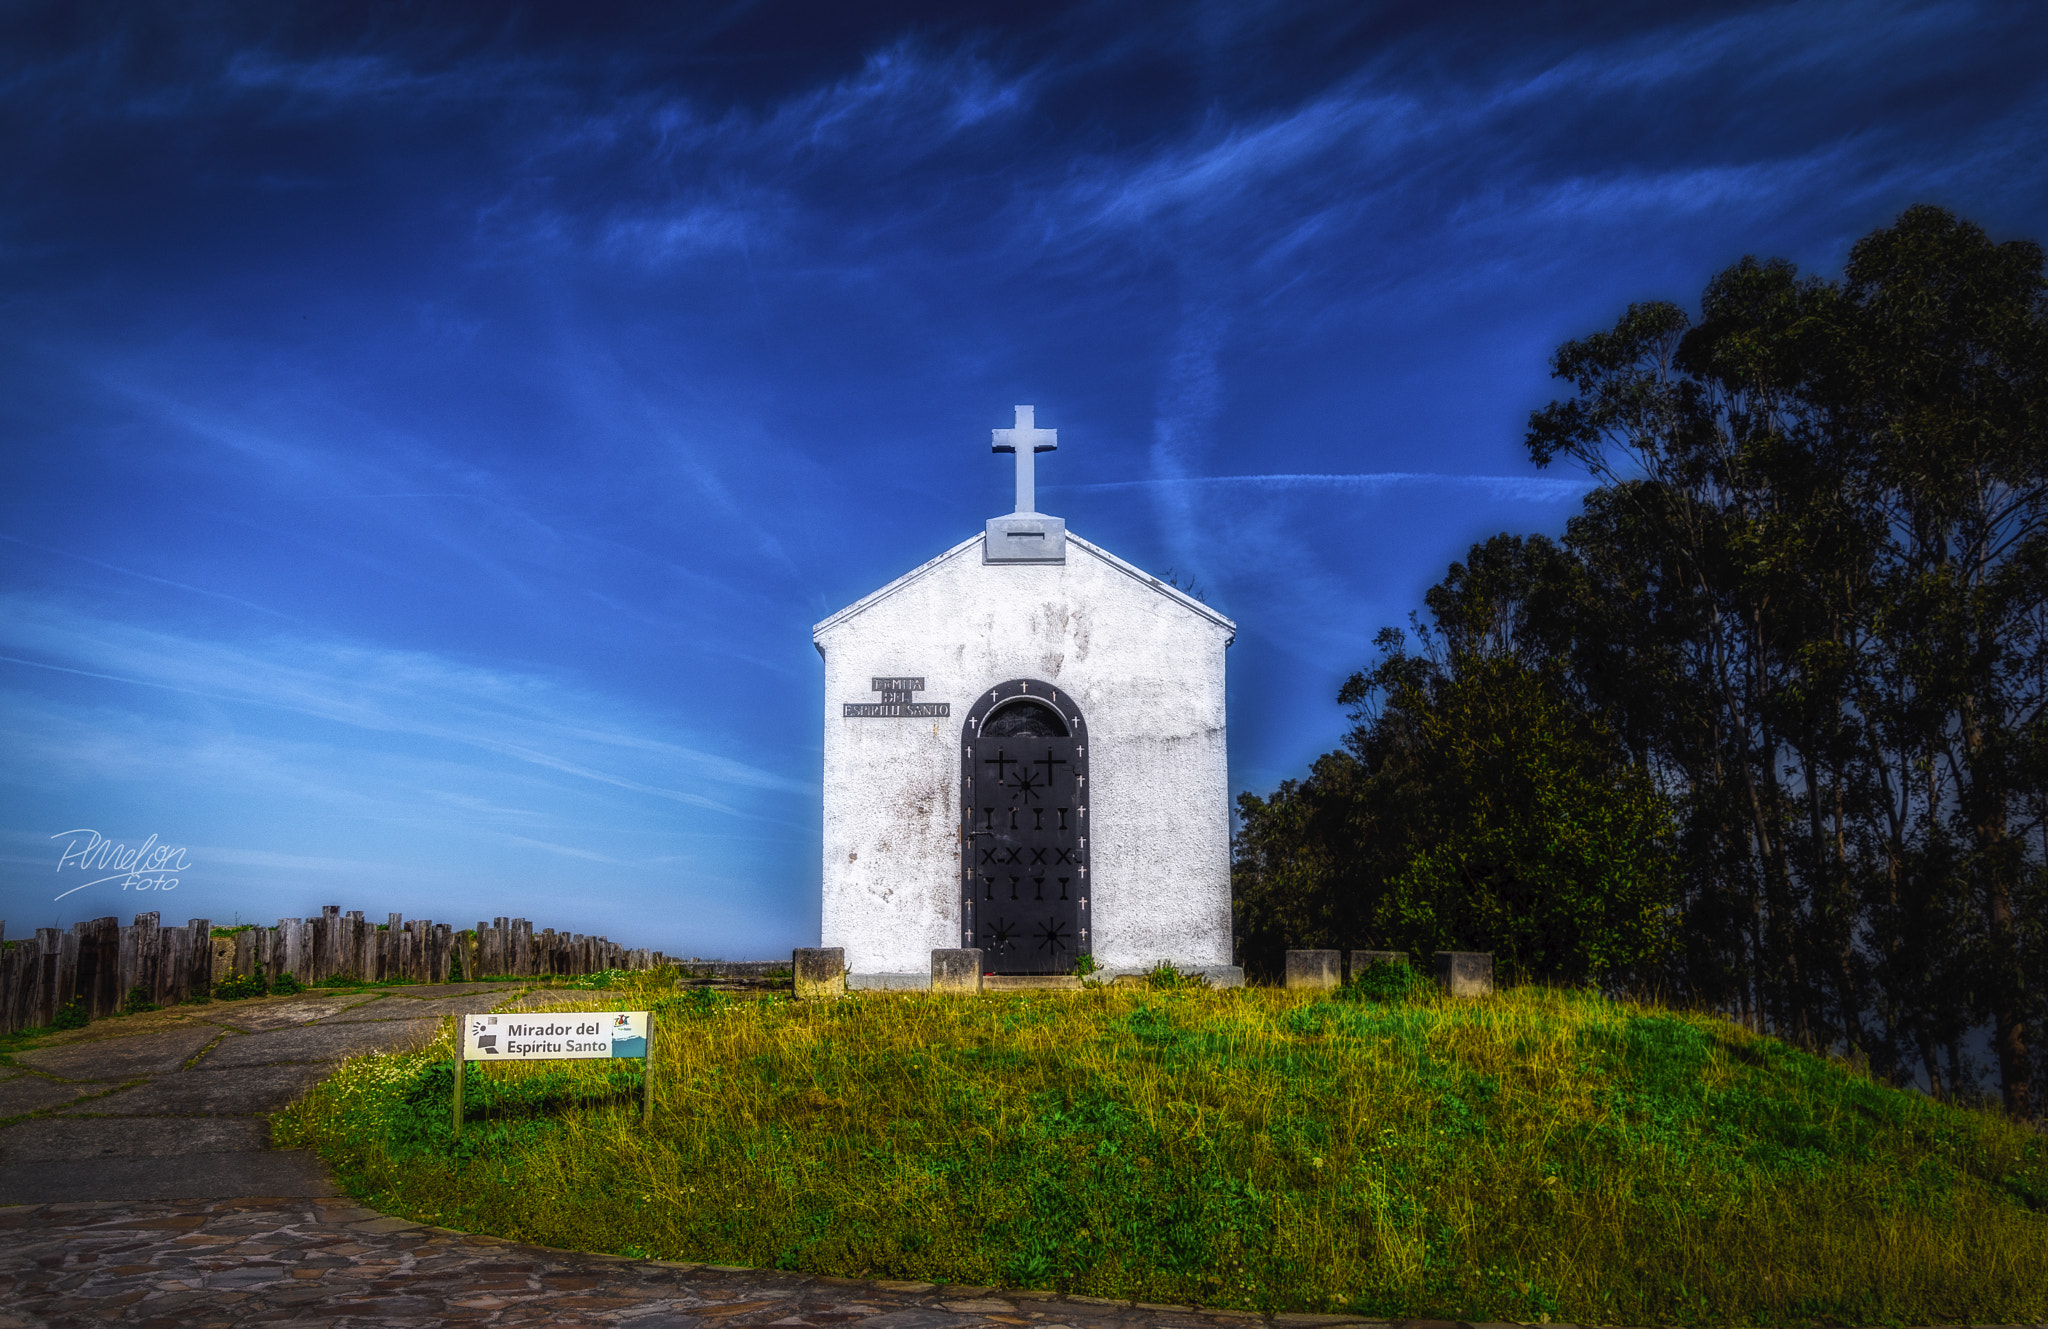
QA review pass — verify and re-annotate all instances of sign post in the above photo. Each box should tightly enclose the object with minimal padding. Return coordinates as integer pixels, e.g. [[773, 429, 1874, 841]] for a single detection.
[[454, 1009, 653, 1138]]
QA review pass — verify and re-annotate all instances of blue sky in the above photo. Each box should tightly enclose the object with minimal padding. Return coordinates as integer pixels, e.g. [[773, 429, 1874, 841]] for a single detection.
[[3, 1, 2043, 957]]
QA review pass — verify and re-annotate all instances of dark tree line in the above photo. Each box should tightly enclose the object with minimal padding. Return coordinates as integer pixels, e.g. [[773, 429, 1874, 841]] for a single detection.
[[1233, 206, 2048, 1117]]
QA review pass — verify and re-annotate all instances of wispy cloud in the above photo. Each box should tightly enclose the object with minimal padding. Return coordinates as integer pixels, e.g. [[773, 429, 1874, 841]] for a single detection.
[[761, 39, 1036, 151], [1052, 90, 1417, 238], [1057, 472, 1597, 502], [1148, 266, 1233, 579], [1497, 0, 1983, 106], [597, 205, 768, 262], [480, 40, 1040, 270], [0, 597, 806, 809], [1021, 2, 1998, 284], [0, 532, 305, 624]]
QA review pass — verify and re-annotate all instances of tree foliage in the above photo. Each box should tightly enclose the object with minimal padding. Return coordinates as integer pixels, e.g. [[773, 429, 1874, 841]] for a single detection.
[[1235, 206, 2048, 1117]]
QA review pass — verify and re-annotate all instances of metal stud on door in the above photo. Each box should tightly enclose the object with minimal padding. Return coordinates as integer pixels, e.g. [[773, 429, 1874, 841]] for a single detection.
[[962, 680, 1088, 974]]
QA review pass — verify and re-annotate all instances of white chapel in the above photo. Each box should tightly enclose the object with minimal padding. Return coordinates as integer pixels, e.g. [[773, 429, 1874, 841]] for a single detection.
[[812, 407, 1241, 987]]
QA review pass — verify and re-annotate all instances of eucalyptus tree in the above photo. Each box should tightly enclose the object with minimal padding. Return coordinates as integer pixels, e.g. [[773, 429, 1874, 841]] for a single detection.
[[1233, 206, 2043, 1115], [1523, 206, 2046, 1113]]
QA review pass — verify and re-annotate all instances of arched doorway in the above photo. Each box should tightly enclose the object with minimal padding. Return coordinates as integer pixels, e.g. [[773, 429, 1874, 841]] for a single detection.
[[960, 680, 1090, 974]]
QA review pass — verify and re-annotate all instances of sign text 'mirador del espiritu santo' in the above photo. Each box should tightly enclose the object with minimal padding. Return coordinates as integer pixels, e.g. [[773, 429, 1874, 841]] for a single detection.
[[454, 1010, 654, 1135], [463, 1010, 648, 1060]]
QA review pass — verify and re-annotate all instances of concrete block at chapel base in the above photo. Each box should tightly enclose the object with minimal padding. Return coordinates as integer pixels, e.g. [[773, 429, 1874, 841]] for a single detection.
[[1100, 965, 1246, 988], [1349, 950, 1408, 978], [1284, 950, 1341, 989], [930, 949, 984, 994], [793, 948, 846, 1000], [984, 973, 1081, 992], [847, 972, 929, 991], [1434, 951, 1494, 997]]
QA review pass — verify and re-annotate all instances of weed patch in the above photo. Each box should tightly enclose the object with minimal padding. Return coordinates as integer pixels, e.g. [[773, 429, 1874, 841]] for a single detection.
[[214, 970, 268, 1000]]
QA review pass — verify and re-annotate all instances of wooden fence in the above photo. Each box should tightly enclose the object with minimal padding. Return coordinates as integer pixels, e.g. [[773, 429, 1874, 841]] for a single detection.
[[0, 906, 677, 1035]]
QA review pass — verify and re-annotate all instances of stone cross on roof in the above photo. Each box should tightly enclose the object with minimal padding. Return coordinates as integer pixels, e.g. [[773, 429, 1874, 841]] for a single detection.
[[991, 405, 1057, 514]]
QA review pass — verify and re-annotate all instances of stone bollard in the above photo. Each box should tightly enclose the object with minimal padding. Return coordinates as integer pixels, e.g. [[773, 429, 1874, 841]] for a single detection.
[[1433, 951, 1494, 997], [1284, 949, 1341, 990], [792, 947, 846, 1001], [930, 948, 984, 994]]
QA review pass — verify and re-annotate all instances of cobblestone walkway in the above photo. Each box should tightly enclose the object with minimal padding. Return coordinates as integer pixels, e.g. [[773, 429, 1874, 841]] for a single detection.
[[5, 1198, 2043, 1329], [0, 983, 528, 1203], [0, 1197, 1397, 1329]]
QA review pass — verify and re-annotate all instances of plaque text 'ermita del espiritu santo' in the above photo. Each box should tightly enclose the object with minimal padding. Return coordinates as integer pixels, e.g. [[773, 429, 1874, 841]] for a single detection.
[[843, 676, 951, 718]]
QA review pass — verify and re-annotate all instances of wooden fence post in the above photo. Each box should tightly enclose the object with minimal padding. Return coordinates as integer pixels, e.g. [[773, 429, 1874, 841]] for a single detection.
[[183, 920, 211, 1002], [312, 906, 337, 984], [283, 919, 301, 983], [1, 941, 25, 1034], [159, 923, 184, 1007], [39, 929, 62, 1026], [79, 918, 118, 1018]]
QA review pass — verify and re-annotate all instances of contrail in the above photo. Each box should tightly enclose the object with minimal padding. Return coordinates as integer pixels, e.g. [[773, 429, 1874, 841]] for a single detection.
[[1049, 472, 1597, 500]]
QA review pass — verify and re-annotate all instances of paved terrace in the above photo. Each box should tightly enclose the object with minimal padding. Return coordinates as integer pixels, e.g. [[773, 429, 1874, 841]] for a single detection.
[[1, 985, 2038, 1329]]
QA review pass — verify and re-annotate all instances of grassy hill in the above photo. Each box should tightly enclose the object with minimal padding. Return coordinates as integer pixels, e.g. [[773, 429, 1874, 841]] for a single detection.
[[275, 972, 2047, 1325]]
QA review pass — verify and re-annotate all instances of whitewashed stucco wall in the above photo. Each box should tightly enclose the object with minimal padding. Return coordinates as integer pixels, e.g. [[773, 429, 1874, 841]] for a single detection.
[[813, 531, 1235, 979]]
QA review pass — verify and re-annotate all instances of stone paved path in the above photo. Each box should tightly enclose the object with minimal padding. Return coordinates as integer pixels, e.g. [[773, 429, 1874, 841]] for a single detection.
[[0, 982, 528, 1203], [0, 1197, 1404, 1329]]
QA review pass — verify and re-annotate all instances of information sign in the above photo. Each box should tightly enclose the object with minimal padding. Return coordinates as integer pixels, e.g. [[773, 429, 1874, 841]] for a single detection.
[[453, 1009, 652, 1136], [463, 1010, 648, 1060]]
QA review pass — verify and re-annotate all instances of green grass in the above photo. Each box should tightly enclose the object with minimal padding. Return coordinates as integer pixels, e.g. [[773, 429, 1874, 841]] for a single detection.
[[272, 977, 2048, 1325]]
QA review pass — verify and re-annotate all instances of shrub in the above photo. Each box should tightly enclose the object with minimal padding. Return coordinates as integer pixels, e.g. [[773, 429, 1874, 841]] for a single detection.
[[1144, 960, 1209, 990], [272, 971, 304, 995], [215, 969, 268, 1000], [120, 986, 160, 1015], [1338, 958, 1427, 1003], [50, 999, 88, 1030]]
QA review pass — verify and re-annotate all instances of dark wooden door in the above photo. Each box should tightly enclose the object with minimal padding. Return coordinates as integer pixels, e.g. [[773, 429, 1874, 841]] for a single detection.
[[961, 680, 1089, 974]]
